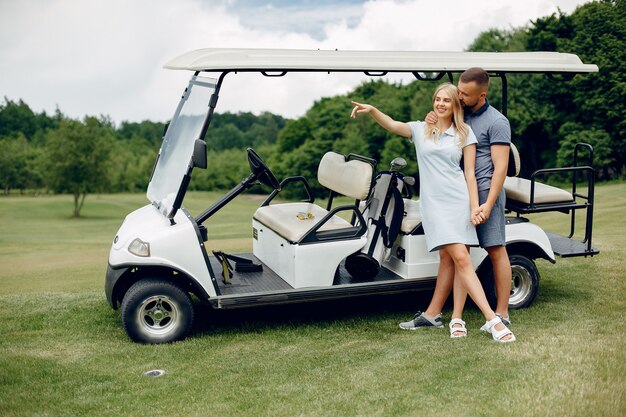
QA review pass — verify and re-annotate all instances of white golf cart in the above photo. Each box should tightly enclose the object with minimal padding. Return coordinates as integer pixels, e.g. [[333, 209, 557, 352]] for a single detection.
[[105, 49, 599, 343]]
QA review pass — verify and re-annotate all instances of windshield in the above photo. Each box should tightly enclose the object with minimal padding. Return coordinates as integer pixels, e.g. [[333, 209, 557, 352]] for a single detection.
[[147, 75, 217, 218]]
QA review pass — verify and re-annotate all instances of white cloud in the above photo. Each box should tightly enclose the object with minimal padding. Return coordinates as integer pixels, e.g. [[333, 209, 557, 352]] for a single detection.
[[0, 0, 590, 123]]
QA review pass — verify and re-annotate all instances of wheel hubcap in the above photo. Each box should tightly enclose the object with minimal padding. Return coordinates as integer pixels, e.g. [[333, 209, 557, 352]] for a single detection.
[[138, 296, 179, 335], [509, 265, 531, 307]]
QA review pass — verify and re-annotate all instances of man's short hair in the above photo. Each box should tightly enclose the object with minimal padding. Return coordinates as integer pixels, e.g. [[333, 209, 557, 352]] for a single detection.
[[460, 67, 489, 89]]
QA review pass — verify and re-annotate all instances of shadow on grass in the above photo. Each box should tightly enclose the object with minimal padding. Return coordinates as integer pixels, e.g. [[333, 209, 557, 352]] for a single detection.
[[191, 290, 437, 338], [99, 264, 588, 343], [188, 262, 592, 340]]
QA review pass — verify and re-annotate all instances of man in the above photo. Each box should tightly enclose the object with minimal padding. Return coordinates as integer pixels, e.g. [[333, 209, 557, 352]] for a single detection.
[[399, 68, 512, 335]]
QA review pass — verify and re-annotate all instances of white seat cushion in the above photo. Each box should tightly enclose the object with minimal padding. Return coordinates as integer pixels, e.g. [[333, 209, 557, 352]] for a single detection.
[[253, 202, 352, 243], [504, 177, 574, 204], [401, 199, 422, 233], [361, 198, 422, 234]]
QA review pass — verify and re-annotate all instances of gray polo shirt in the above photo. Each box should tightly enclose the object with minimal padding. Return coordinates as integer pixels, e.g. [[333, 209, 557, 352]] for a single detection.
[[465, 100, 511, 191]]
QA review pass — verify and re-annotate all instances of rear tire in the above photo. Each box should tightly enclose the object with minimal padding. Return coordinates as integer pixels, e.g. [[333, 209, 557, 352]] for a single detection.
[[508, 254, 540, 309], [121, 278, 194, 344], [479, 254, 540, 310]]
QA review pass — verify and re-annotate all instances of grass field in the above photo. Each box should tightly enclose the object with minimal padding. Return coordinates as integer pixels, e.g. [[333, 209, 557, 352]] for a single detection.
[[1, 184, 625, 417]]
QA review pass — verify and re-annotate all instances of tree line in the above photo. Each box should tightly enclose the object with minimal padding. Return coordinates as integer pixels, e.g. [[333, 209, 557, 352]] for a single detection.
[[0, 0, 623, 215]]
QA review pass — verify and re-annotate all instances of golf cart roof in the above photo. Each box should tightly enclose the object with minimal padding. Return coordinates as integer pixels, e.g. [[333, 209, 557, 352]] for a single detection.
[[164, 48, 598, 74]]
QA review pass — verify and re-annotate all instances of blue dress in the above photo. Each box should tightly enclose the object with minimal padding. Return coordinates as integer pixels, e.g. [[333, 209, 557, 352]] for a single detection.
[[408, 121, 479, 252]]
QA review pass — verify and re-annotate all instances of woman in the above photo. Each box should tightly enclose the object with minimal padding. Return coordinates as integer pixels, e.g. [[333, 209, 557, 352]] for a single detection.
[[350, 83, 515, 343]]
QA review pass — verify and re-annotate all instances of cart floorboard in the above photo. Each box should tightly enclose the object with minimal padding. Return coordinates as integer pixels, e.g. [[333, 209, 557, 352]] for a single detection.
[[209, 253, 436, 309]]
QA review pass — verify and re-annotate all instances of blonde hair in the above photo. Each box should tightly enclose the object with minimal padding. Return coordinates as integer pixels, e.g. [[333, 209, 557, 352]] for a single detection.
[[425, 83, 469, 147]]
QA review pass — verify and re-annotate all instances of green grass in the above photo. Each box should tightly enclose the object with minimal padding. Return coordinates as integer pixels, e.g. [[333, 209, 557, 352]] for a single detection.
[[1, 185, 625, 417]]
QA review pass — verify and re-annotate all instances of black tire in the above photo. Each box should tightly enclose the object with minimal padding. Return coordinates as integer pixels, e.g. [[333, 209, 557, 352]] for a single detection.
[[479, 254, 540, 310], [121, 278, 194, 344], [508, 254, 540, 309]]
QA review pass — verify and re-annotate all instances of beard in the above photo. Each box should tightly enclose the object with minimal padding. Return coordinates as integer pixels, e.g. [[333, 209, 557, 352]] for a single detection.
[[462, 100, 479, 113]]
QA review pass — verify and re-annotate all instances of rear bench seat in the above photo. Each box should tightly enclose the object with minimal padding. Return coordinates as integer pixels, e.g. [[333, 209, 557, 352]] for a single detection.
[[500, 141, 598, 257], [503, 177, 574, 205], [503, 143, 574, 209]]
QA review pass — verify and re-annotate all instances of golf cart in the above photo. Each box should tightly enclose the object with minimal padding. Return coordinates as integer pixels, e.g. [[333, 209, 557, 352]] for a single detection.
[[105, 49, 599, 343]]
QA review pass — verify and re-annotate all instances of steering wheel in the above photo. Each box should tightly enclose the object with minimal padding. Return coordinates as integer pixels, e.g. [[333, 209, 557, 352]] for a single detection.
[[247, 148, 281, 190]]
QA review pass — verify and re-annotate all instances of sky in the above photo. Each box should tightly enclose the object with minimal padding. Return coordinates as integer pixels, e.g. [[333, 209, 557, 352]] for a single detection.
[[0, 0, 590, 124]]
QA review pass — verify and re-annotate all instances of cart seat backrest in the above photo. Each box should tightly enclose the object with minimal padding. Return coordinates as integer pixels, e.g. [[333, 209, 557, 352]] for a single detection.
[[503, 142, 574, 204], [508, 142, 521, 177], [317, 152, 373, 201]]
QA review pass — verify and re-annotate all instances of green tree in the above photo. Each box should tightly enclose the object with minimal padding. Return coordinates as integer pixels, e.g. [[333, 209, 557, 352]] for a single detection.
[[190, 148, 250, 192], [468, 28, 527, 53], [44, 117, 112, 217], [380, 136, 416, 175], [0, 98, 38, 138], [350, 80, 415, 162], [0, 136, 25, 194], [557, 122, 615, 181], [522, 0, 626, 177], [276, 117, 314, 153], [207, 111, 285, 151], [276, 140, 330, 199], [108, 138, 156, 192], [117, 120, 165, 148], [207, 123, 245, 151], [256, 112, 282, 145], [332, 123, 371, 160]]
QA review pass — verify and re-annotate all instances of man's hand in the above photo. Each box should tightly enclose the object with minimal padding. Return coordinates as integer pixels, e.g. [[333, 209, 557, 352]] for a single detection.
[[478, 203, 493, 223], [425, 111, 438, 125], [471, 206, 485, 226]]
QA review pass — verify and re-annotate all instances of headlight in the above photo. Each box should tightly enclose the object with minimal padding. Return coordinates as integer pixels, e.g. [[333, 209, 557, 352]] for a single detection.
[[128, 238, 150, 257]]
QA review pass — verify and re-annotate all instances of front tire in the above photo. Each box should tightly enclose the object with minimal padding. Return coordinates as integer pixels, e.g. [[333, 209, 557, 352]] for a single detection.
[[121, 278, 194, 344]]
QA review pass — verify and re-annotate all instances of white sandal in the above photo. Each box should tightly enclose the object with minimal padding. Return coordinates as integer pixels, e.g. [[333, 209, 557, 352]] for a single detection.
[[483, 316, 516, 343], [449, 318, 467, 339], [480, 313, 510, 331]]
